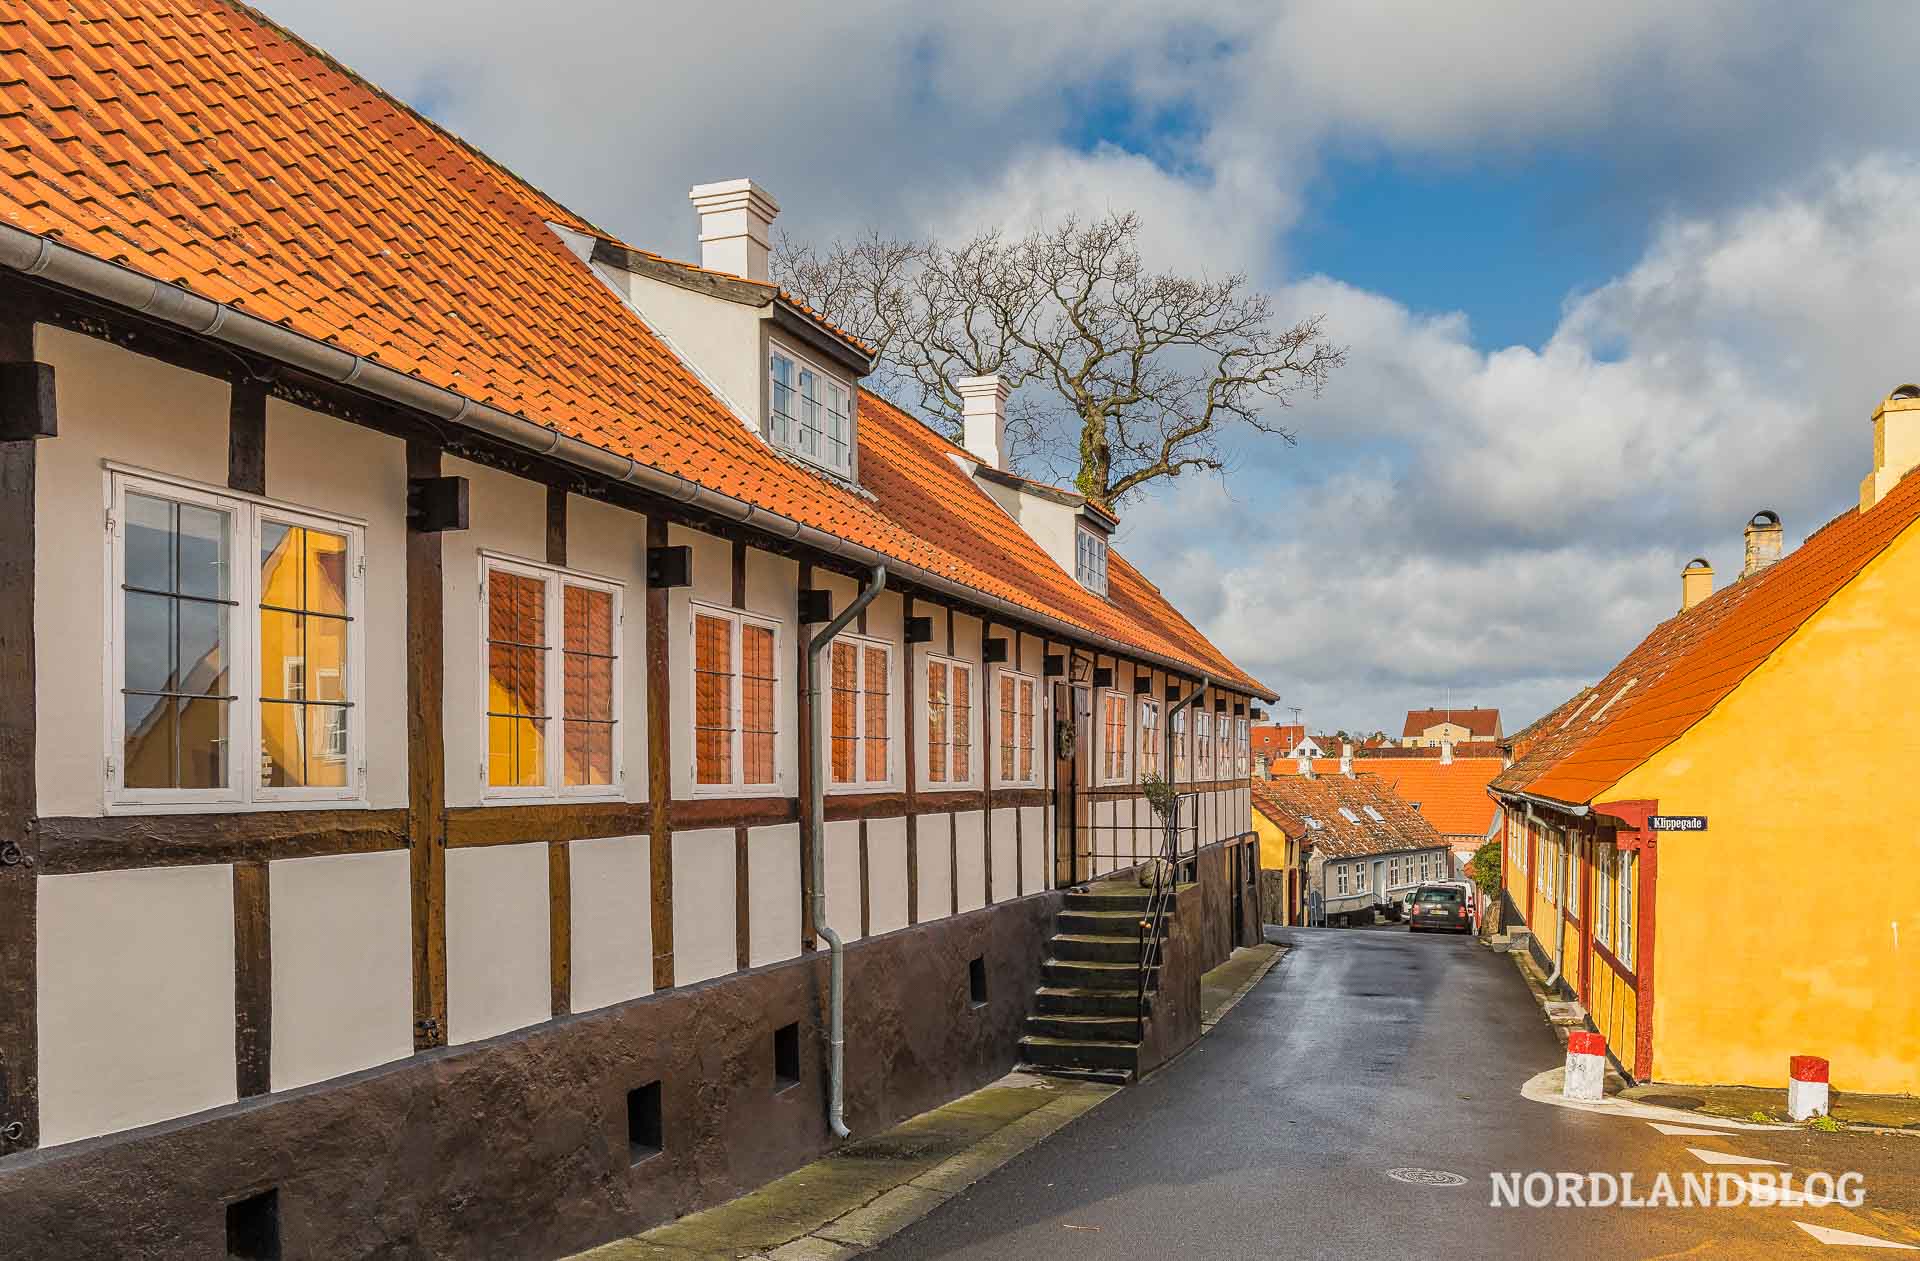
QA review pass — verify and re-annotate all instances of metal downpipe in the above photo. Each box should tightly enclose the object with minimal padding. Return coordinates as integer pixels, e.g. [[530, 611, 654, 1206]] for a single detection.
[[806, 564, 887, 1139]]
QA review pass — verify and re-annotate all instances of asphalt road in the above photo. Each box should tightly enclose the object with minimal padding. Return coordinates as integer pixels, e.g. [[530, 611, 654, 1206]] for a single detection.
[[869, 924, 1920, 1260]]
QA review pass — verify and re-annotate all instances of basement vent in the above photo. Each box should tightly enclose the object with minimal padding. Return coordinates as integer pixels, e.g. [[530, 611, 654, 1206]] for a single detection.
[[627, 1081, 663, 1165], [773, 1022, 800, 1091], [968, 956, 988, 1007], [225, 1188, 280, 1261]]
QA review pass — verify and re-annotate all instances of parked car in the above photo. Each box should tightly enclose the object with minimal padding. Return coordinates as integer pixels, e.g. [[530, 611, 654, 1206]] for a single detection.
[[1407, 884, 1473, 934]]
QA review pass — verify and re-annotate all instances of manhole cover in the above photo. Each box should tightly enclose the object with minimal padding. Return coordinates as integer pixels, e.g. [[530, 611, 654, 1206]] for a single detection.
[[1387, 1168, 1467, 1187]]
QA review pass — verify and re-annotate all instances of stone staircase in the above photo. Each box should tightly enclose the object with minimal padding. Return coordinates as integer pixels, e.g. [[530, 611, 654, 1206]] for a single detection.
[[1016, 883, 1168, 1086]]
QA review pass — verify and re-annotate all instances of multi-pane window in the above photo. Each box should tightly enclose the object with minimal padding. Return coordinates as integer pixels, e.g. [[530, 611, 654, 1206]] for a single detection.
[[1595, 847, 1614, 947], [691, 604, 780, 791], [484, 558, 622, 796], [1335, 864, 1349, 896], [1617, 851, 1636, 969], [769, 342, 854, 478], [924, 656, 974, 786], [1194, 711, 1214, 779], [1567, 837, 1582, 911], [1099, 690, 1128, 784], [1074, 527, 1109, 596], [995, 669, 1041, 787], [1355, 863, 1369, 893], [1171, 708, 1189, 781], [830, 634, 892, 787], [109, 471, 365, 807], [1137, 699, 1161, 778], [1216, 716, 1233, 779]]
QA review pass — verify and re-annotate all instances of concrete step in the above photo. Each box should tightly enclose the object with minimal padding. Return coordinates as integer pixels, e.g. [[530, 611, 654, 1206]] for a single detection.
[[1050, 933, 1144, 964], [1014, 1062, 1135, 1087], [1018, 1035, 1140, 1072], [1056, 909, 1163, 939], [1025, 1012, 1140, 1041], [1035, 986, 1151, 1018], [1044, 958, 1157, 991], [1063, 889, 1155, 912]]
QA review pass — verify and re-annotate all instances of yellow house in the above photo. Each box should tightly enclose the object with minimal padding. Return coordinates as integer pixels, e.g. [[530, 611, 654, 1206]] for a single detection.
[[1491, 387, 1920, 1094], [1250, 784, 1304, 926]]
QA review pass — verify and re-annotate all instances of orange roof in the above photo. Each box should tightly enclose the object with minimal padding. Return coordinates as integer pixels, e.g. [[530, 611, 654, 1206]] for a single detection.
[[1403, 707, 1501, 738], [1364, 758, 1503, 840], [1251, 775, 1444, 860], [1498, 468, 1920, 807], [0, 0, 1268, 696]]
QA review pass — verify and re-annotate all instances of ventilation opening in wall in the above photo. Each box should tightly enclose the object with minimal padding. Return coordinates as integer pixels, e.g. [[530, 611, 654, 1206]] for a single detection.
[[968, 955, 988, 1007], [225, 1188, 280, 1261], [627, 1081, 663, 1165], [773, 1021, 801, 1091]]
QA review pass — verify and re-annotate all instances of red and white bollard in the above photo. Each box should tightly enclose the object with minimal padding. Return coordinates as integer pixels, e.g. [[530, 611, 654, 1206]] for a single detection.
[[1563, 1031, 1607, 1101], [1789, 1055, 1830, 1121]]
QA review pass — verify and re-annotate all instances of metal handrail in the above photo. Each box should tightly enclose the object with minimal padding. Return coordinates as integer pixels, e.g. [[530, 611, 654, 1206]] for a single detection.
[[1136, 677, 1210, 1041]]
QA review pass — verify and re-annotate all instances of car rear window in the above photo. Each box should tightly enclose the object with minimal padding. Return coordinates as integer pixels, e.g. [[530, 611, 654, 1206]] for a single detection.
[[1415, 887, 1463, 904]]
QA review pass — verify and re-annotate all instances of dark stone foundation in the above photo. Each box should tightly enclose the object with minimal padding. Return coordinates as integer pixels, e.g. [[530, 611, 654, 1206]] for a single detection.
[[0, 893, 1060, 1260]]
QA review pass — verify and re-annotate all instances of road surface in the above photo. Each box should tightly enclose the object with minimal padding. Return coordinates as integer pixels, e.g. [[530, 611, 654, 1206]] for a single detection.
[[869, 924, 1920, 1260]]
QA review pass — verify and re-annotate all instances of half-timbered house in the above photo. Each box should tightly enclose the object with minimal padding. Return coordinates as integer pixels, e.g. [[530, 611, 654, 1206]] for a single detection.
[[0, 2, 1271, 1255]]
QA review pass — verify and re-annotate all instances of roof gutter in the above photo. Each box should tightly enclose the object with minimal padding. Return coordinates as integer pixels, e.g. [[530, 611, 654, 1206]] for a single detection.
[[1497, 788, 1590, 820], [0, 225, 1271, 700]]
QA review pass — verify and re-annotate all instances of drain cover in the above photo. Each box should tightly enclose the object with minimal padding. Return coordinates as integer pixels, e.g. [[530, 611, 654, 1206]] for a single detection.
[[1387, 1168, 1467, 1187]]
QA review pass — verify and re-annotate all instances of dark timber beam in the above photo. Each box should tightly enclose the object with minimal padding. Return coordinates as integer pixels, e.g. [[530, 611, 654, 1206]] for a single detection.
[[227, 378, 267, 496], [232, 861, 271, 1097], [0, 308, 41, 1153], [646, 516, 675, 990], [406, 440, 449, 1050]]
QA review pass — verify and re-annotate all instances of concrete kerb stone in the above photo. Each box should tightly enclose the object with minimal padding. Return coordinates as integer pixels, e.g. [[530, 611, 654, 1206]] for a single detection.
[[1201, 942, 1285, 1032]]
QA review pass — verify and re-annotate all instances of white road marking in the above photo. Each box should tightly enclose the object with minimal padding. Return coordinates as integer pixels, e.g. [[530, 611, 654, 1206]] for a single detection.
[[1794, 1221, 1918, 1250], [1648, 1122, 1744, 1136], [1685, 1147, 1785, 1167]]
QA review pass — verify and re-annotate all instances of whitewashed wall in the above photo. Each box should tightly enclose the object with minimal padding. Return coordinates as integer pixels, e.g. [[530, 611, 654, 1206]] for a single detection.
[[748, 823, 802, 966], [36, 865, 236, 1145], [917, 813, 953, 921], [672, 827, 736, 985], [269, 849, 412, 1091], [445, 844, 549, 1044], [569, 832, 652, 1013], [867, 816, 910, 935]]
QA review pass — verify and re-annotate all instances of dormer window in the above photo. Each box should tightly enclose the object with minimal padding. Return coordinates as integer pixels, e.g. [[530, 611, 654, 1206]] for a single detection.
[[769, 341, 853, 478], [1074, 526, 1109, 596]]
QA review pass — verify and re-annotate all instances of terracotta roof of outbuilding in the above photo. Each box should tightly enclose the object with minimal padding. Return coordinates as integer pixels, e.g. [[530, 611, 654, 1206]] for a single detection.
[[1251, 775, 1445, 860], [1402, 707, 1501, 738], [0, 0, 1268, 696], [1495, 468, 1920, 807], [1365, 758, 1503, 840]]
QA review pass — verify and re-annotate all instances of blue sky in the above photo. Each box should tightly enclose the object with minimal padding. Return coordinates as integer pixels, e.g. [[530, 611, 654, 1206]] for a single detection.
[[265, 0, 1920, 734]]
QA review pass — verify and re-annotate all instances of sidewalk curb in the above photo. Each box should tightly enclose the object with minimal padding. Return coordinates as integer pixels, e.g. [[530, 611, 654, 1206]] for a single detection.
[[1202, 943, 1287, 1033]]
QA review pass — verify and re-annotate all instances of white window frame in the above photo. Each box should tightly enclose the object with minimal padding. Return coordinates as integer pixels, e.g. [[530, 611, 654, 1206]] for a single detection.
[[826, 632, 897, 792], [1171, 707, 1190, 782], [1617, 850, 1636, 970], [1595, 846, 1614, 948], [1137, 698, 1162, 779], [480, 553, 626, 803], [1567, 835, 1582, 913], [1096, 689, 1131, 787], [1335, 864, 1349, 896], [687, 600, 786, 797], [104, 467, 368, 813], [768, 339, 855, 479], [1234, 718, 1251, 776], [1074, 526, 1109, 596], [920, 653, 979, 790], [1194, 710, 1214, 779], [991, 666, 1044, 790]]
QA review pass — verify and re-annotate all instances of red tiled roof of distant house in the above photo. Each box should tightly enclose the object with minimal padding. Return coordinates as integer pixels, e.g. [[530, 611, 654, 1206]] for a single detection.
[[1402, 707, 1502, 739], [1252, 775, 1444, 860], [0, 0, 1269, 696]]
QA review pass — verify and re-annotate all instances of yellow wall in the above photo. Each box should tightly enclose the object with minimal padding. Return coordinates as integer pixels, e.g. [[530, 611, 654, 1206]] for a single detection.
[[1613, 519, 1920, 1094], [1252, 807, 1299, 924]]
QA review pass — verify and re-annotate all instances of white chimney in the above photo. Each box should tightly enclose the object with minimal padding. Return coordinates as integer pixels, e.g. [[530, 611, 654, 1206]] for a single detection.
[[956, 374, 1009, 470], [1440, 738, 1453, 766], [688, 178, 779, 282], [1681, 558, 1713, 612], [1741, 509, 1783, 578], [1297, 754, 1313, 779], [1861, 385, 1920, 512], [1339, 742, 1353, 777]]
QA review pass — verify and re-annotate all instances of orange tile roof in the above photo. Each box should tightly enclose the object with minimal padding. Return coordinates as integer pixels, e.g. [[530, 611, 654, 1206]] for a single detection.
[[1361, 758, 1503, 840], [1497, 468, 1920, 807], [1251, 774, 1444, 860], [0, 0, 1269, 696]]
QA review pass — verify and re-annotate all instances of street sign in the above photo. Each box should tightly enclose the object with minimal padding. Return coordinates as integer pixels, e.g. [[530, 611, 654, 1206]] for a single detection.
[[1648, 815, 1707, 832]]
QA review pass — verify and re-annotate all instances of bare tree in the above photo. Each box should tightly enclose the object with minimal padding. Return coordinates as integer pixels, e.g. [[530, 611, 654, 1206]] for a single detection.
[[774, 213, 1343, 506]]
